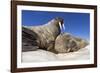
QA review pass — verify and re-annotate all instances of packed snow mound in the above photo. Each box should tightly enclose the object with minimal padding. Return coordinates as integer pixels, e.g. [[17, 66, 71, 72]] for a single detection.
[[22, 45, 90, 62]]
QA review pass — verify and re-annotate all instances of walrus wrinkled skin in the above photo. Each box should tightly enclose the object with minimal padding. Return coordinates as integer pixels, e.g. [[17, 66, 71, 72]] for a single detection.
[[22, 27, 39, 52], [23, 17, 64, 52], [54, 33, 89, 53]]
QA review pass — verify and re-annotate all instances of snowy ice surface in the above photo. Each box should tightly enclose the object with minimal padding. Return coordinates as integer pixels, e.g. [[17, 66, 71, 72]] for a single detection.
[[22, 45, 90, 62]]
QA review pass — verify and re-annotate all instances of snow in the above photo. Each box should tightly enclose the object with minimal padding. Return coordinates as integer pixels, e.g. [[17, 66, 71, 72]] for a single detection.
[[22, 45, 90, 62]]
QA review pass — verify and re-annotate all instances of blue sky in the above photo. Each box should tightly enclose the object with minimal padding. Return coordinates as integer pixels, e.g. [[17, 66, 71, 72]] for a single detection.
[[22, 10, 90, 40]]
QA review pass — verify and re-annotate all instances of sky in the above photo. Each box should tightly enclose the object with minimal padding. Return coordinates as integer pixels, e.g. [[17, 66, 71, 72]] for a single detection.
[[22, 10, 90, 40]]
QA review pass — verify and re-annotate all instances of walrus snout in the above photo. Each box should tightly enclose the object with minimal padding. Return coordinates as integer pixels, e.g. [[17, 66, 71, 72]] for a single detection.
[[55, 17, 64, 24], [54, 17, 65, 32]]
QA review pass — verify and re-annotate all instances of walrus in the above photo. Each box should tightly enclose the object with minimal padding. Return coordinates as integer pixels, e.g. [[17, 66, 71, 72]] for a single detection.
[[23, 17, 64, 52], [54, 33, 89, 53]]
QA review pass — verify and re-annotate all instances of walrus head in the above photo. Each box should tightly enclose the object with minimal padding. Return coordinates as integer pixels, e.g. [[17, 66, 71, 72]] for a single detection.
[[55, 17, 63, 25], [54, 17, 65, 31], [47, 17, 65, 33]]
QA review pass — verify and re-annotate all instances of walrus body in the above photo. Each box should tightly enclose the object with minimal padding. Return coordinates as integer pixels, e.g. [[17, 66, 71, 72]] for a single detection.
[[23, 17, 64, 51], [54, 33, 89, 53], [22, 27, 39, 52]]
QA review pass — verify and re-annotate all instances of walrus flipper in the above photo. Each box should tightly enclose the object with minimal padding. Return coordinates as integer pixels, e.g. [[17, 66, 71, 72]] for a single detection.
[[22, 27, 39, 52]]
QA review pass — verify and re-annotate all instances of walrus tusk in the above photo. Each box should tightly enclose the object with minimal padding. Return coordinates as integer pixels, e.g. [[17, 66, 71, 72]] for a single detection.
[[59, 22, 65, 32], [59, 22, 62, 31], [62, 23, 65, 30]]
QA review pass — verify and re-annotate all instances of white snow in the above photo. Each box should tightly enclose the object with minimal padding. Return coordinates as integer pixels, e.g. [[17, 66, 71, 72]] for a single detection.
[[22, 45, 90, 62]]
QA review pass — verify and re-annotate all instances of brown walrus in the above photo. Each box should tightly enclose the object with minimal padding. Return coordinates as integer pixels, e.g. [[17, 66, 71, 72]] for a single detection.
[[22, 17, 88, 54], [54, 33, 89, 53], [23, 17, 64, 52]]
